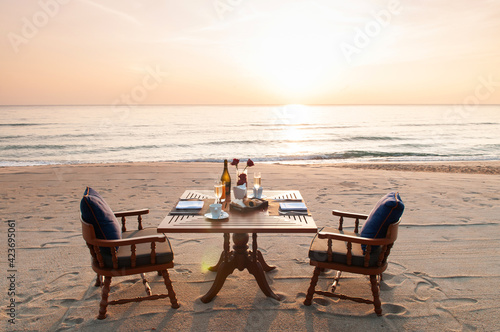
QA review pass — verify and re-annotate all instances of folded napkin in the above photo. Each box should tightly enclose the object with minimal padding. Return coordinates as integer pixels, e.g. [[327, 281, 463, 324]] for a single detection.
[[175, 200, 204, 210], [232, 199, 246, 208], [279, 202, 308, 211]]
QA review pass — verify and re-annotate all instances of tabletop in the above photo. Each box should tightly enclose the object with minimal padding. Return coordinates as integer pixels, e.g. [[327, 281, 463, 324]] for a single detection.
[[157, 189, 318, 234]]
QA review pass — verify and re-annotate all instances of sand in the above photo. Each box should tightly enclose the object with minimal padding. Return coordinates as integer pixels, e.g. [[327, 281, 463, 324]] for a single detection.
[[0, 161, 499, 331]]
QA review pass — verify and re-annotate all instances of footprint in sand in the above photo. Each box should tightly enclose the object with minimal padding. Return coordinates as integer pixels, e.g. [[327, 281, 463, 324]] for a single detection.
[[48, 298, 78, 306], [413, 281, 436, 301], [381, 262, 408, 288], [179, 239, 202, 245], [41, 241, 71, 248], [382, 303, 407, 315], [49, 272, 80, 284], [313, 298, 332, 306], [175, 268, 192, 274], [292, 258, 308, 265], [381, 273, 407, 288], [296, 292, 334, 306], [64, 317, 84, 324]]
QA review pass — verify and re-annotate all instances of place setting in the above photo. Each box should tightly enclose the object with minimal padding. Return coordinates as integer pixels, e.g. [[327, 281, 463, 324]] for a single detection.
[[204, 181, 229, 221], [170, 192, 210, 215]]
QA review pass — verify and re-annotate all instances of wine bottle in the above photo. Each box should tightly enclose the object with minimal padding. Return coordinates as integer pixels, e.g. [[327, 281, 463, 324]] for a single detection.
[[221, 159, 231, 201]]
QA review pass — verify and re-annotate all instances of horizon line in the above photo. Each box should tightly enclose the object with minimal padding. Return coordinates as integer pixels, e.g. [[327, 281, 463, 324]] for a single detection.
[[1, 103, 499, 107]]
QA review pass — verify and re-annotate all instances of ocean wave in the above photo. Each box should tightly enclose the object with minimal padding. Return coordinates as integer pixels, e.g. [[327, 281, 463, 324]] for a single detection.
[[403, 122, 498, 127], [2, 153, 497, 168], [175, 151, 446, 163], [0, 123, 56, 127], [0, 144, 81, 151], [340, 136, 402, 141]]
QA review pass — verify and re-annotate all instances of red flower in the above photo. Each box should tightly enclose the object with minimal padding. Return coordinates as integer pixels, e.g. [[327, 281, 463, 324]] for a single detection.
[[237, 173, 247, 186], [231, 158, 240, 166], [246, 159, 254, 168]]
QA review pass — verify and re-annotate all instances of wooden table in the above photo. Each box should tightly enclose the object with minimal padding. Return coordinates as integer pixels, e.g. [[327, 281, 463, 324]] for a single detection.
[[157, 190, 318, 303]]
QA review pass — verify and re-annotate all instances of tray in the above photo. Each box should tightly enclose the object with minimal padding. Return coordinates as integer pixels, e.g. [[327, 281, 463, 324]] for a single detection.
[[230, 198, 268, 212]]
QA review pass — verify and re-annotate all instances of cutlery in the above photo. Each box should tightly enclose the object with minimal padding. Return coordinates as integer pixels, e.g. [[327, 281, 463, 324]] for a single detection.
[[279, 211, 309, 216], [271, 199, 303, 202]]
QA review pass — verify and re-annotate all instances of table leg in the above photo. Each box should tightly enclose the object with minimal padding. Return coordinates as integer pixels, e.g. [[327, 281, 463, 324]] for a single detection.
[[202, 233, 281, 302], [208, 252, 224, 272], [201, 259, 236, 303], [247, 259, 281, 301], [256, 250, 276, 272]]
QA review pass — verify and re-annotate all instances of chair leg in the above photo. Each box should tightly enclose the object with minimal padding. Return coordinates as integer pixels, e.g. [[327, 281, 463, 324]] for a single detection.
[[140, 273, 152, 296], [370, 275, 382, 316], [331, 271, 342, 292], [98, 276, 112, 320], [161, 270, 179, 309], [94, 274, 102, 287], [304, 267, 321, 306]]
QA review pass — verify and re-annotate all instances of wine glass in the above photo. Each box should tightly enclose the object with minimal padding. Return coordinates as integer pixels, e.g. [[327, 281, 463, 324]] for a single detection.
[[214, 181, 223, 204], [253, 172, 261, 190]]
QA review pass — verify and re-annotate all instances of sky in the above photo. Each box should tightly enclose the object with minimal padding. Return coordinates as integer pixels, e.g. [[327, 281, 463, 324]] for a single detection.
[[1, 0, 499, 105]]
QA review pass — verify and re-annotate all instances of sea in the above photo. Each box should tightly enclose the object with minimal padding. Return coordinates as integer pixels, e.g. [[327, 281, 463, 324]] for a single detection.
[[1, 104, 499, 167]]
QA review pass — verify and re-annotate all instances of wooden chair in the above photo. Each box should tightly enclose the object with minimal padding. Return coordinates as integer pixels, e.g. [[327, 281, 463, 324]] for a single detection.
[[304, 210, 401, 316], [81, 209, 179, 319]]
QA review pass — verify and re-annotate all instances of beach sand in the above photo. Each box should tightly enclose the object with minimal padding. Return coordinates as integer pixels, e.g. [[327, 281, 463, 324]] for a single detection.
[[1, 161, 499, 331]]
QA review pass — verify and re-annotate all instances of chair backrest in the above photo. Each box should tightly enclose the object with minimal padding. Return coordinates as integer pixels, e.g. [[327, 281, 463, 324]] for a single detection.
[[81, 216, 98, 244], [81, 216, 112, 270], [385, 219, 400, 243], [376, 219, 401, 267]]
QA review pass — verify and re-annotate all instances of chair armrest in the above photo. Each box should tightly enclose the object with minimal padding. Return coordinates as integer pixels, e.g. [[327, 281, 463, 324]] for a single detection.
[[332, 210, 368, 220], [114, 209, 149, 232], [318, 230, 393, 246], [92, 234, 166, 247], [114, 209, 149, 218], [332, 210, 368, 233]]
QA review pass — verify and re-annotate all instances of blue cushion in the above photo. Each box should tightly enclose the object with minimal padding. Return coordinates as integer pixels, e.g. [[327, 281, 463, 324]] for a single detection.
[[360, 192, 404, 240], [80, 187, 121, 242]]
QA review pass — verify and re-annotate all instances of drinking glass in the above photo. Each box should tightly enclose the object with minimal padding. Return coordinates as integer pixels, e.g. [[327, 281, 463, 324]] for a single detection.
[[214, 181, 223, 204], [253, 172, 261, 190]]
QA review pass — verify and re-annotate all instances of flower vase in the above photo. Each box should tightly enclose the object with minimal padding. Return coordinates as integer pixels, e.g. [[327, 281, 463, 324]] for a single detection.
[[236, 169, 248, 197]]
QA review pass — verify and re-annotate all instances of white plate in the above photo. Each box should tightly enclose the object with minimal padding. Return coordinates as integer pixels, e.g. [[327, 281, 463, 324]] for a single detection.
[[204, 211, 229, 220]]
